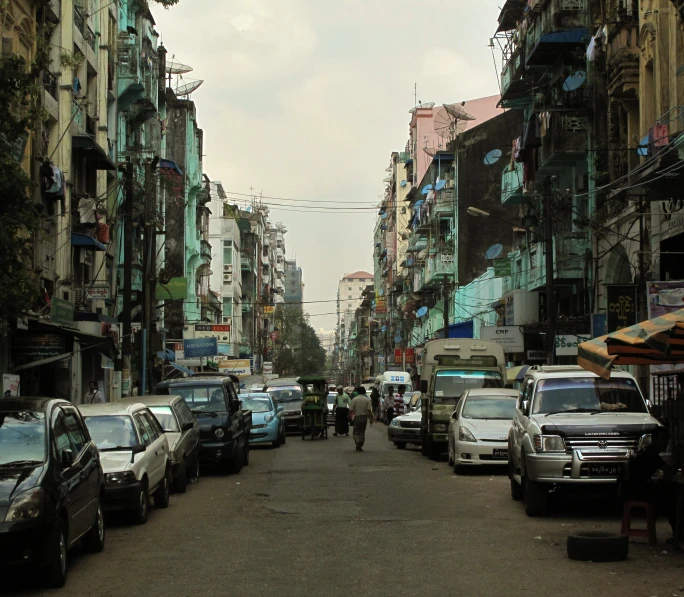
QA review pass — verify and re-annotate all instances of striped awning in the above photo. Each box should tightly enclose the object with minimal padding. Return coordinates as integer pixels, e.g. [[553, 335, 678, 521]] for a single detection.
[[578, 308, 684, 378]]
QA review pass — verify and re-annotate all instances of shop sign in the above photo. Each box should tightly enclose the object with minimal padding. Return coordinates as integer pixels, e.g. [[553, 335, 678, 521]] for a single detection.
[[555, 334, 590, 356], [480, 326, 524, 353], [13, 333, 65, 364], [375, 298, 387, 314], [3, 374, 20, 397], [263, 361, 273, 374], [156, 277, 188, 300], [51, 297, 74, 326], [85, 286, 111, 300], [659, 197, 684, 241], [606, 285, 637, 333], [218, 359, 251, 378], [263, 306, 275, 315], [183, 337, 218, 358], [527, 350, 546, 361], [394, 348, 415, 365], [494, 258, 511, 277], [173, 343, 202, 367], [195, 324, 231, 341]]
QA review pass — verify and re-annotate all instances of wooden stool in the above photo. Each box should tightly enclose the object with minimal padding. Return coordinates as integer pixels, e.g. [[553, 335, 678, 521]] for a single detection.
[[620, 501, 657, 545]]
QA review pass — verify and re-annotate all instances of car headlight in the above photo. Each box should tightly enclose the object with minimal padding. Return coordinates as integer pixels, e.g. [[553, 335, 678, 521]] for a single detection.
[[458, 426, 477, 443], [215, 428, 225, 438], [105, 471, 137, 486], [5, 488, 43, 522], [434, 423, 448, 433], [533, 434, 566, 453], [390, 418, 400, 427], [264, 414, 274, 423], [638, 433, 652, 451]]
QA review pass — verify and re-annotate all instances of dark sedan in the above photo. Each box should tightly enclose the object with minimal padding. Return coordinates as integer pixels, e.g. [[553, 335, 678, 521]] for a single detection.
[[0, 398, 105, 588]]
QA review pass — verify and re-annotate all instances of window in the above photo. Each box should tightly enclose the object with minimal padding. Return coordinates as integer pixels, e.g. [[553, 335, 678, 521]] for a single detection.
[[348, 295, 352, 299], [134, 413, 152, 445], [143, 411, 163, 438], [53, 415, 72, 459], [348, 287, 352, 291], [173, 400, 194, 427], [63, 412, 87, 454], [223, 241, 232, 265], [223, 298, 233, 317]]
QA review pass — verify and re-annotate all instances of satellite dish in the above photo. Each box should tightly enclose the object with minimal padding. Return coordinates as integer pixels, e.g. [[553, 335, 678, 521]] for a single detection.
[[166, 59, 193, 75], [175, 79, 204, 97], [383, 176, 392, 183], [409, 102, 435, 113], [394, 335, 402, 343], [485, 243, 504, 260], [421, 184, 433, 195], [400, 180, 407, 187], [484, 149, 503, 165], [435, 179, 447, 191], [416, 306, 428, 318], [444, 103, 476, 121], [563, 71, 586, 92]]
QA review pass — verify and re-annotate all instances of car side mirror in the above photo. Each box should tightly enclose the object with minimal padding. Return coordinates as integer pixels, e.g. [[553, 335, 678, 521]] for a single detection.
[[61, 449, 74, 469], [182, 422, 194, 431], [522, 400, 530, 416], [131, 444, 146, 455], [645, 399, 653, 409], [420, 380, 428, 393], [452, 411, 459, 420], [277, 406, 284, 413]]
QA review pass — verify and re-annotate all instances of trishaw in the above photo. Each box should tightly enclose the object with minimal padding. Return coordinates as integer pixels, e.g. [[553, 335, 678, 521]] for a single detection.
[[298, 376, 328, 440]]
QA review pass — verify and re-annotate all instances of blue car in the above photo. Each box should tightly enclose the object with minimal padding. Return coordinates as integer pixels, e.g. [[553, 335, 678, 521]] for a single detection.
[[243, 393, 286, 447]]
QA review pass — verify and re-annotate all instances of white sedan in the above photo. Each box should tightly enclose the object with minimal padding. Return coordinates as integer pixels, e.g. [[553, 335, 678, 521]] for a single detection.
[[447, 389, 518, 473]]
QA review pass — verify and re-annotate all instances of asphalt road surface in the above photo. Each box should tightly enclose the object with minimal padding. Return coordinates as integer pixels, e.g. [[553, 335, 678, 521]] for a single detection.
[[5, 425, 684, 597]]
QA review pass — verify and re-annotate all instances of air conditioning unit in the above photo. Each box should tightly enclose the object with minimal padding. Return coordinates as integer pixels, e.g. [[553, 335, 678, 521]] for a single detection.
[[74, 288, 85, 305], [222, 316, 231, 325], [224, 264, 233, 273], [223, 273, 232, 284]]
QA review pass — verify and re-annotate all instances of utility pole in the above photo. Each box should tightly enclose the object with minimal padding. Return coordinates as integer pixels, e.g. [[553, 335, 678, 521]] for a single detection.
[[121, 161, 134, 396], [543, 178, 556, 366], [142, 159, 157, 394], [443, 280, 450, 339]]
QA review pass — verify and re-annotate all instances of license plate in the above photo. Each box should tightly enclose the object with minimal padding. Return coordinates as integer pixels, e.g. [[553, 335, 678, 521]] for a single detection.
[[588, 464, 621, 477], [493, 449, 508, 459]]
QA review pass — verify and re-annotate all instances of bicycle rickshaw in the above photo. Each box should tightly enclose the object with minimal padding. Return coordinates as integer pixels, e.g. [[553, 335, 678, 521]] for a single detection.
[[298, 376, 328, 440]]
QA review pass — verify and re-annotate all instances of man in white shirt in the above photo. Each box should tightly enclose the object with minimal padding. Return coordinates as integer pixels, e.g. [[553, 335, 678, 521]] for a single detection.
[[84, 380, 105, 404]]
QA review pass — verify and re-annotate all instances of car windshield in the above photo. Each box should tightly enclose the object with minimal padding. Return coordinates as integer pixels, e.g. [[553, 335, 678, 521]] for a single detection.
[[85, 415, 138, 450], [327, 394, 336, 405], [241, 397, 273, 413], [0, 411, 47, 466], [462, 396, 516, 420], [172, 386, 227, 413], [267, 387, 303, 403], [532, 377, 648, 414], [149, 406, 179, 432], [434, 371, 503, 402]]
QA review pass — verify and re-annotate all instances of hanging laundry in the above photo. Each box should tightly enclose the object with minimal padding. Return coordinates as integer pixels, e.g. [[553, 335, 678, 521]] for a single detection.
[[79, 197, 97, 224], [73, 76, 81, 94], [513, 137, 523, 163], [650, 123, 669, 154], [39, 160, 54, 192], [46, 164, 64, 196], [539, 112, 551, 137], [522, 114, 541, 150], [586, 36, 597, 61], [96, 221, 110, 244]]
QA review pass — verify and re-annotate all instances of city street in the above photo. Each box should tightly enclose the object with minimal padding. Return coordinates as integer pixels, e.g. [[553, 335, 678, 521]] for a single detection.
[[4, 426, 684, 597]]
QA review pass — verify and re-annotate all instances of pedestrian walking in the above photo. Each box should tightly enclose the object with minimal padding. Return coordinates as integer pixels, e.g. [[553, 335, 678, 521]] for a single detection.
[[385, 385, 395, 424], [333, 385, 351, 437], [84, 381, 105, 404], [394, 384, 407, 417], [350, 387, 373, 451], [370, 387, 380, 421]]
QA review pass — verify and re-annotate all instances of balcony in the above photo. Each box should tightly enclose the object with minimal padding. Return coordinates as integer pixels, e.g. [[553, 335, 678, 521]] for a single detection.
[[424, 253, 455, 287], [117, 40, 157, 115], [73, 5, 85, 51], [537, 113, 587, 174], [262, 254, 270, 267], [200, 240, 212, 260], [525, 0, 589, 67], [71, 98, 85, 135], [606, 32, 639, 99], [501, 162, 525, 205], [241, 255, 253, 271], [432, 189, 456, 216], [501, 45, 535, 106], [42, 72, 59, 121], [84, 27, 98, 72]]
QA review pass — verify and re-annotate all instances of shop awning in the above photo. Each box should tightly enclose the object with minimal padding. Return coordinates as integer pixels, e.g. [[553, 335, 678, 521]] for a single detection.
[[578, 308, 684, 379], [72, 135, 116, 171], [72, 233, 106, 251], [170, 362, 194, 376]]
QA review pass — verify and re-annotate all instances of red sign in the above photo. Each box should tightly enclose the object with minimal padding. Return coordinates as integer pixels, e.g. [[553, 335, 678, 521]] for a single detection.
[[394, 348, 415, 365], [394, 348, 403, 362], [196, 324, 231, 332]]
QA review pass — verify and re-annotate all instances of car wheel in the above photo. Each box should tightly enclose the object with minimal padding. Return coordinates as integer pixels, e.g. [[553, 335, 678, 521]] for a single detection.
[[509, 456, 523, 501], [83, 498, 106, 553], [523, 473, 548, 517], [44, 519, 68, 588], [567, 532, 628, 562], [447, 440, 454, 466], [189, 455, 200, 484], [132, 480, 149, 524], [173, 458, 188, 493], [396, 442, 406, 450], [154, 468, 171, 508]]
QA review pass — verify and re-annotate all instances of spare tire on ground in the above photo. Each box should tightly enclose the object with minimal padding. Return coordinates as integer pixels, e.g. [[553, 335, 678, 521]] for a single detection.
[[567, 531, 629, 562]]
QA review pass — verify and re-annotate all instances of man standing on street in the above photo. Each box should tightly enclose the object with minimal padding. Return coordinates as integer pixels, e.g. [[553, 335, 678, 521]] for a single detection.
[[394, 384, 407, 418], [385, 385, 395, 424], [333, 385, 351, 437], [350, 387, 373, 451], [84, 380, 105, 404], [370, 387, 380, 422]]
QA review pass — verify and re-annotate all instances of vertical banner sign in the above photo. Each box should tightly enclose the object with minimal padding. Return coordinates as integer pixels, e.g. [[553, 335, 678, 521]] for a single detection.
[[606, 285, 637, 333]]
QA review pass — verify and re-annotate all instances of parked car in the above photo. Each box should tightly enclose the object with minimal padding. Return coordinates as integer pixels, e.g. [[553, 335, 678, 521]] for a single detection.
[[79, 402, 171, 525], [265, 382, 304, 433], [157, 375, 252, 473], [118, 395, 200, 493], [0, 398, 105, 587], [447, 388, 518, 473], [508, 365, 664, 517], [387, 402, 423, 449], [326, 393, 337, 425], [242, 393, 285, 447]]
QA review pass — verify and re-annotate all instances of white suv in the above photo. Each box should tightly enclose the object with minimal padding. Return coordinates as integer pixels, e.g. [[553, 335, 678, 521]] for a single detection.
[[508, 366, 663, 517], [80, 402, 171, 524]]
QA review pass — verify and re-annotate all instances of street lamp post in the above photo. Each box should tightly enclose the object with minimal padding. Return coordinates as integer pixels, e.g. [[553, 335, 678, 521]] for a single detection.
[[467, 192, 556, 366]]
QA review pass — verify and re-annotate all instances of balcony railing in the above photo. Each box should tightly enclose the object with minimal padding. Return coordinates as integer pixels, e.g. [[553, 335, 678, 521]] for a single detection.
[[424, 253, 455, 287], [525, 0, 588, 66], [200, 240, 212, 260], [42, 72, 59, 121], [501, 162, 525, 205], [71, 98, 85, 134], [537, 113, 587, 173]]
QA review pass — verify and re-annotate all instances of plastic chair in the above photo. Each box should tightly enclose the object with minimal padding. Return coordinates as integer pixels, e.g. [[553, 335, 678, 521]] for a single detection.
[[620, 501, 657, 544]]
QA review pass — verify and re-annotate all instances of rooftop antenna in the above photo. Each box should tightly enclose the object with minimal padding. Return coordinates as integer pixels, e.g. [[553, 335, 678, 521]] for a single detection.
[[414, 82, 417, 108]]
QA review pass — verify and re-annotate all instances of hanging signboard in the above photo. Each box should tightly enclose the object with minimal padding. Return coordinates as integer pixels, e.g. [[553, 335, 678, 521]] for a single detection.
[[555, 334, 591, 356], [156, 277, 188, 300], [50, 297, 74, 326], [606, 284, 637, 333], [218, 359, 251, 378], [85, 286, 111, 300], [183, 337, 218, 358], [13, 333, 65, 364], [263, 306, 275, 315], [375, 298, 387, 314], [2, 374, 20, 397], [194, 324, 231, 341], [480, 326, 524, 353], [493, 258, 512, 277]]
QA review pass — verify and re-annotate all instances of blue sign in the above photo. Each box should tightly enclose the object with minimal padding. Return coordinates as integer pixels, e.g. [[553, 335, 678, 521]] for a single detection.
[[183, 337, 218, 358]]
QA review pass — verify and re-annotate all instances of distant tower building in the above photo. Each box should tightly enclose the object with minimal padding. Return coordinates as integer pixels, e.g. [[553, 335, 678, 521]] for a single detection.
[[284, 259, 304, 311]]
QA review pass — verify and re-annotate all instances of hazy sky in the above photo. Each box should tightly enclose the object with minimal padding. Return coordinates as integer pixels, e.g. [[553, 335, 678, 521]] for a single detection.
[[154, 0, 501, 330]]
